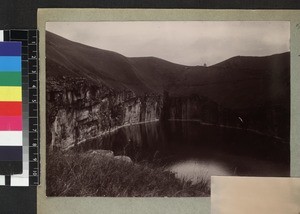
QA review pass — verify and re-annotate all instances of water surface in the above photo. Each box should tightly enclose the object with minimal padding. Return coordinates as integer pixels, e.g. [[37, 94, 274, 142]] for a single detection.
[[78, 121, 290, 184]]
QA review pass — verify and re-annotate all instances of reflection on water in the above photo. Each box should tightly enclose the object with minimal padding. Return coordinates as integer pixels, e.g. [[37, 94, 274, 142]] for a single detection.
[[77, 121, 290, 184], [167, 159, 231, 185]]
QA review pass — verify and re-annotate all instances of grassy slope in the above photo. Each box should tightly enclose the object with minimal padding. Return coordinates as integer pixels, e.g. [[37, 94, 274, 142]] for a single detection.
[[47, 151, 209, 197], [47, 31, 289, 110], [46, 32, 149, 93], [175, 53, 290, 109]]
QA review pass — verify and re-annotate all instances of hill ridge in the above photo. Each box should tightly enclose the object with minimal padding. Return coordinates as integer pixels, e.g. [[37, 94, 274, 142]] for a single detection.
[[46, 31, 289, 110]]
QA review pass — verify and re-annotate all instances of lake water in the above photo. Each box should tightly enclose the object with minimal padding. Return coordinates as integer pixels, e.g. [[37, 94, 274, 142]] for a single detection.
[[78, 121, 290, 184]]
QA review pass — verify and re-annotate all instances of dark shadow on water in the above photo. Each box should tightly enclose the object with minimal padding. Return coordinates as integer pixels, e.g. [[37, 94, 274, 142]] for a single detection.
[[75, 121, 290, 183]]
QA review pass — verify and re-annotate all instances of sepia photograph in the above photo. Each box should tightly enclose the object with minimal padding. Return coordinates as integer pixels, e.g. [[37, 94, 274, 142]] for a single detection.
[[211, 176, 300, 214], [46, 21, 290, 197]]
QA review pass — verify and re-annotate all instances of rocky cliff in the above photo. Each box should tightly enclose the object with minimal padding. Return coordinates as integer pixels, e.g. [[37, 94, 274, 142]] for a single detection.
[[46, 77, 163, 150], [47, 75, 289, 150], [46, 76, 240, 150], [162, 93, 289, 140]]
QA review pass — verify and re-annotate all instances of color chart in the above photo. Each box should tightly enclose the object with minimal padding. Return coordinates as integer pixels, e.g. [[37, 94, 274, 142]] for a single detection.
[[0, 41, 23, 183], [0, 30, 39, 186]]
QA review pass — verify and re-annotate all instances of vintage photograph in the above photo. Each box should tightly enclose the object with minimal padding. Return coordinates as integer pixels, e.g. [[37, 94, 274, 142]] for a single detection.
[[211, 177, 300, 214], [46, 21, 290, 197]]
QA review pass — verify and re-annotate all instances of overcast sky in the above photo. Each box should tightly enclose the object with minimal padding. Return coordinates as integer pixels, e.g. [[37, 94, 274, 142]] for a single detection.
[[47, 21, 290, 66], [212, 177, 300, 214]]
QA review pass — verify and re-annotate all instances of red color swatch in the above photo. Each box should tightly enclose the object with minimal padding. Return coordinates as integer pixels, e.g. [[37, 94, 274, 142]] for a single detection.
[[0, 102, 22, 116]]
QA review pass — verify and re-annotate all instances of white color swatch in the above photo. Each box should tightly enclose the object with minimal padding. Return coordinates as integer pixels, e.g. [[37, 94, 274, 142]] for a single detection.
[[0, 131, 22, 146]]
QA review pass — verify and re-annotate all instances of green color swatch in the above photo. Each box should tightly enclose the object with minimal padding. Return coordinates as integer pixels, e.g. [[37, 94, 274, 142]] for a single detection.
[[0, 72, 21, 86]]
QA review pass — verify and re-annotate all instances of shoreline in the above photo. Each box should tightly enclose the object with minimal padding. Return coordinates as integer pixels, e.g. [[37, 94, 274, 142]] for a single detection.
[[65, 119, 160, 150], [168, 118, 287, 143], [64, 117, 287, 150]]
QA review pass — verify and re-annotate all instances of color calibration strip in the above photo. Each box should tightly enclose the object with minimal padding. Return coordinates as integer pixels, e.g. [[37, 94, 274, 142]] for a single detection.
[[0, 41, 23, 184], [0, 30, 39, 186]]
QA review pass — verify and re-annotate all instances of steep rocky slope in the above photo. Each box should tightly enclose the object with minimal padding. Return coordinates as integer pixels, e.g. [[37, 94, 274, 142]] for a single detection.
[[47, 77, 162, 150]]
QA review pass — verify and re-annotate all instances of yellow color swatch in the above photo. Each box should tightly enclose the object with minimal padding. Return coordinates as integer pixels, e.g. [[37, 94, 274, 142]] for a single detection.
[[0, 86, 22, 101]]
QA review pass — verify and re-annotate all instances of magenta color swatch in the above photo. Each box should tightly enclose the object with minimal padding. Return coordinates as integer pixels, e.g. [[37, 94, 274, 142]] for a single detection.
[[0, 116, 22, 130]]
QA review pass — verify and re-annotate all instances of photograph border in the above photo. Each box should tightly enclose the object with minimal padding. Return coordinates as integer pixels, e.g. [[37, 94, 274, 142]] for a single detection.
[[37, 9, 300, 214]]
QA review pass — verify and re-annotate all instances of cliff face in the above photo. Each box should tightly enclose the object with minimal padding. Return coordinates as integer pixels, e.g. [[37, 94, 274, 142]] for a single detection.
[[47, 76, 239, 151], [47, 76, 288, 150], [46, 77, 162, 150], [162, 94, 238, 126], [162, 94, 289, 140]]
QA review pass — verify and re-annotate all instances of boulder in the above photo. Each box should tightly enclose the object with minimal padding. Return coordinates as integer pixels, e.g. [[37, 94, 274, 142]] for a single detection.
[[87, 149, 114, 157], [114, 155, 132, 163]]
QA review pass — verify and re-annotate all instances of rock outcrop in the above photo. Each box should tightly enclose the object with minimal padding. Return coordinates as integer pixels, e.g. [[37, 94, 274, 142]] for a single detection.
[[47, 76, 289, 151], [114, 156, 132, 163], [46, 77, 163, 150]]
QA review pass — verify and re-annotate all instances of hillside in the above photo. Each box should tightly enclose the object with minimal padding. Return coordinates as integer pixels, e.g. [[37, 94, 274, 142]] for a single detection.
[[46, 31, 289, 110], [46, 32, 149, 94], [46, 31, 290, 145]]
